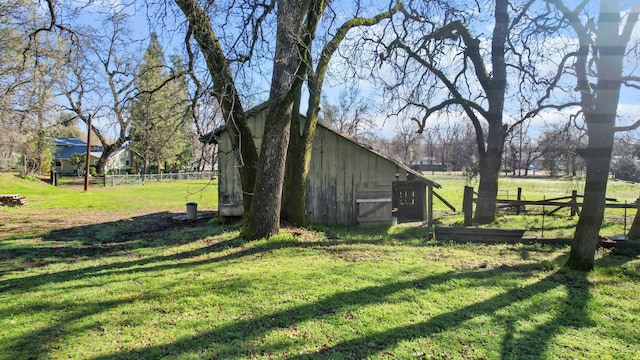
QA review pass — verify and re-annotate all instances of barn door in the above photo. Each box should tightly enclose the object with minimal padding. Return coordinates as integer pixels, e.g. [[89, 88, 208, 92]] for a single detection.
[[356, 182, 392, 225]]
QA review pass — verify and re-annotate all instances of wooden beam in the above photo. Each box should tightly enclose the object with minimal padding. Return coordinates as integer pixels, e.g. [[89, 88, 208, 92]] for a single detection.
[[433, 190, 456, 212]]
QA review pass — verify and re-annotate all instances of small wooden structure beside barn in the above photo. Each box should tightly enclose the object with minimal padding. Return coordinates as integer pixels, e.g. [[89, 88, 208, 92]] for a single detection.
[[201, 103, 441, 226]]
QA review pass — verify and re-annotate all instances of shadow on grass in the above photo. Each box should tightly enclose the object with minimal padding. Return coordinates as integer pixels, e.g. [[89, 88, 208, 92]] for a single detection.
[[99, 252, 635, 359], [3, 221, 638, 359], [1, 221, 391, 294], [78, 259, 602, 360], [0, 211, 221, 274]]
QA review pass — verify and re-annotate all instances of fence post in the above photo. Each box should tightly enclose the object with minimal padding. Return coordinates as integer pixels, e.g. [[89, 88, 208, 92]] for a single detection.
[[427, 185, 434, 227], [571, 190, 578, 216], [542, 196, 545, 237], [516, 187, 522, 215], [463, 186, 474, 226]]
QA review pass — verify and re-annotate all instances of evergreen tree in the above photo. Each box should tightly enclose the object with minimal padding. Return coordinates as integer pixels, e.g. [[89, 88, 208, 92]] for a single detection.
[[130, 33, 193, 174]]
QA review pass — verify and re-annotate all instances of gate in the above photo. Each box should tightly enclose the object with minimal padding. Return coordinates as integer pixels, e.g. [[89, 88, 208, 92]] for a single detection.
[[356, 182, 393, 225]]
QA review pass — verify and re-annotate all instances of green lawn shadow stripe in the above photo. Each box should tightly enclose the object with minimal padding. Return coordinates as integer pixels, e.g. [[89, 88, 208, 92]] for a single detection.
[[88, 259, 574, 359]]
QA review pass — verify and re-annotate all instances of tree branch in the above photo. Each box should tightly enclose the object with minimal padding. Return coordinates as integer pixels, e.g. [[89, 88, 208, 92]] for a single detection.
[[614, 119, 640, 132]]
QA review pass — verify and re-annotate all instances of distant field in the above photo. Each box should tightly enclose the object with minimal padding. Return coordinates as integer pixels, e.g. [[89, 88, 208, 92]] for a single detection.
[[1, 172, 639, 359], [425, 174, 640, 238]]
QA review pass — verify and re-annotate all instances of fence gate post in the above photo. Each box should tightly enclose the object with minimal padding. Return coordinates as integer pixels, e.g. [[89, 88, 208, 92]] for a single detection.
[[463, 186, 474, 226], [571, 190, 578, 216]]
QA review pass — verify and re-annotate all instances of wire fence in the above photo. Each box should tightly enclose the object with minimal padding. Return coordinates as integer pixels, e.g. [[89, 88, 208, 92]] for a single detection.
[[103, 172, 216, 186]]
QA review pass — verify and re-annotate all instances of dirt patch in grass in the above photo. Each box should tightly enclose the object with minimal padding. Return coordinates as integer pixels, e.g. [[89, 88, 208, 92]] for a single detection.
[[0, 205, 217, 241], [0, 209, 220, 272]]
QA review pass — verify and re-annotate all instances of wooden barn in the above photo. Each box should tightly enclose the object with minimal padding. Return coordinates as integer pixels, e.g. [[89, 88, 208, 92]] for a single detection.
[[202, 103, 441, 226]]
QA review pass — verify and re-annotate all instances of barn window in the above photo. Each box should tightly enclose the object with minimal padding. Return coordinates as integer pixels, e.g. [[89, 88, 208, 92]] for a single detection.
[[399, 190, 416, 206]]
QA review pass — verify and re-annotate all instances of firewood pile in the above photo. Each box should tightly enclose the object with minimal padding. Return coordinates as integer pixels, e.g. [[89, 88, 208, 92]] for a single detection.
[[0, 194, 26, 206]]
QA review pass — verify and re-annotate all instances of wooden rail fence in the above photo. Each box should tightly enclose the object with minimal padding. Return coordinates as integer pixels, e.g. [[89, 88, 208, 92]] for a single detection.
[[462, 186, 638, 226], [104, 172, 215, 186]]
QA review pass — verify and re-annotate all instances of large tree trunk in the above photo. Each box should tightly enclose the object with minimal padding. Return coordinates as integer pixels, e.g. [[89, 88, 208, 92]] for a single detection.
[[474, 124, 506, 224], [566, 95, 618, 271], [567, 146, 612, 270], [242, 0, 307, 240], [565, 0, 631, 271], [626, 201, 640, 240], [282, 93, 313, 226], [473, 0, 508, 224], [95, 141, 124, 175]]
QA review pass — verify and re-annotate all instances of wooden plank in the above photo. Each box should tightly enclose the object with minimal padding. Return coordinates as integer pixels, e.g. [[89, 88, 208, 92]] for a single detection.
[[335, 133, 346, 224], [427, 185, 433, 226], [435, 227, 525, 243], [367, 148, 375, 182], [219, 204, 244, 216], [308, 127, 322, 223], [0, 194, 26, 206], [344, 139, 355, 224], [496, 199, 638, 209], [251, 110, 266, 156], [433, 190, 456, 212], [320, 132, 333, 224], [358, 201, 391, 218], [326, 130, 338, 224]]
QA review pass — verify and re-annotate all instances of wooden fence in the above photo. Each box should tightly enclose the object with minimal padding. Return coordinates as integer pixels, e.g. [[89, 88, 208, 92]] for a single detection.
[[104, 172, 215, 186], [462, 186, 638, 226]]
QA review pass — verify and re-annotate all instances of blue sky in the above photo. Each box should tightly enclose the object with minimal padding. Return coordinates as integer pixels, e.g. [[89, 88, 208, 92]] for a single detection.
[[67, 0, 640, 140]]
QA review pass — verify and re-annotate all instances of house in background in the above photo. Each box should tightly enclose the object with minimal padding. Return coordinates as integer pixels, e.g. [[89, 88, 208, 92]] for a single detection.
[[53, 138, 102, 175], [201, 103, 442, 226], [104, 142, 140, 174], [53, 138, 140, 175], [411, 157, 445, 172]]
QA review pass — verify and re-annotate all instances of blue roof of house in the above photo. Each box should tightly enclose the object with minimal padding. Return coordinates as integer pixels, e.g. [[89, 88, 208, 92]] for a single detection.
[[54, 138, 86, 147], [53, 138, 103, 159], [55, 146, 88, 159]]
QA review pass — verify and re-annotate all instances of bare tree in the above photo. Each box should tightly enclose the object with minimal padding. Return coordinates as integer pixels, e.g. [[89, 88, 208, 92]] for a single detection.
[[1, 0, 70, 173], [172, 0, 402, 232], [546, 0, 640, 270], [173, 0, 260, 216], [389, 118, 421, 164], [184, 34, 222, 172], [538, 123, 586, 177], [57, 14, 144, 175], [319, 87, 377, 141], [172, 0, 322, 239], [504, 121, 543, 176], [380, 0, 567, 223], [0, 3, 29, 170]]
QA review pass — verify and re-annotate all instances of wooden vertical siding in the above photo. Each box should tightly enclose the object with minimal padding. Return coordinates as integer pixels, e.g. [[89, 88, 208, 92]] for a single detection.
[[217, 109, 414, 225], [305, 125, 406, 224]]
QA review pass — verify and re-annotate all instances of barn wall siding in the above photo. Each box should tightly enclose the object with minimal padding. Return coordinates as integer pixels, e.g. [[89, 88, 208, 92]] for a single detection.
[[305, 126, 403, 225], [217, 110, 422, 225]]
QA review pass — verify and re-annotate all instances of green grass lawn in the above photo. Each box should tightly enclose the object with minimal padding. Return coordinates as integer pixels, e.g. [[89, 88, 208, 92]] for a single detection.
[[1, 173, 639, 359]]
